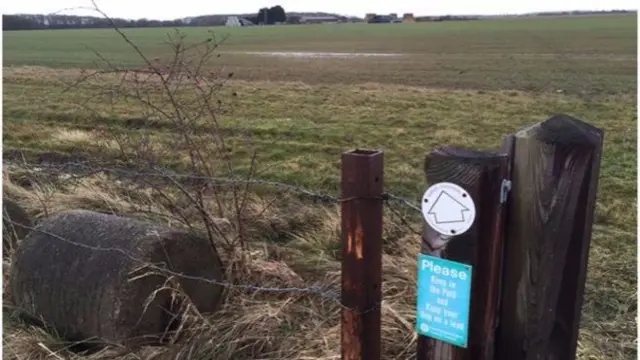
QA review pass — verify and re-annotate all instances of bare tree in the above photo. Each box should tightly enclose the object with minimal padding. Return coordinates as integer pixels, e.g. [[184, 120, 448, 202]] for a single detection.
[[64, 1, 266, 278]]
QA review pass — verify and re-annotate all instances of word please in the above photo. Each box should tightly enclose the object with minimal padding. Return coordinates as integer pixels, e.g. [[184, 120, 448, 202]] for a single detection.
[[420, 259, 468, 280]]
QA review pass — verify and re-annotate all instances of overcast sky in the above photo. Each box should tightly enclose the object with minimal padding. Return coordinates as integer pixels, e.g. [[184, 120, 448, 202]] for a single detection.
[[3, 0, 637, 19]]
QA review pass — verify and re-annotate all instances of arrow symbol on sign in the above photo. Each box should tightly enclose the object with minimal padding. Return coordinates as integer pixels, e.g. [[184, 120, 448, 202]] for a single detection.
[[427, 191, 469, 224]]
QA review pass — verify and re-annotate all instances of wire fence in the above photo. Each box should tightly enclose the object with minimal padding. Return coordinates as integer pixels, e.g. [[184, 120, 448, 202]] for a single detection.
[[3, 158, 424, 317], [3, 217, 384, 315], [3, 159, 423, 213]]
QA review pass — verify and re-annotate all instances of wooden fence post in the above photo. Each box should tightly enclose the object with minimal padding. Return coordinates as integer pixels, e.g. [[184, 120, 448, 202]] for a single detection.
[[341, 149, 383, 360], [495, 114, 604, 360], [416, 147, 509, 360]]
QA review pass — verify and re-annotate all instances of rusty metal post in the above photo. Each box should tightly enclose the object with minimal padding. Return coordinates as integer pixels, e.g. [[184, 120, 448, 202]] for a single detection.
[[341, 149, 384, 360]]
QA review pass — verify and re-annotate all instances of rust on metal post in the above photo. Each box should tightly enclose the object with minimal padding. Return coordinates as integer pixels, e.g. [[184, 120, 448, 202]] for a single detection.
[[417, 147, 509, 360], [341, 149, 383, 360], [495, 114, 604, 360]]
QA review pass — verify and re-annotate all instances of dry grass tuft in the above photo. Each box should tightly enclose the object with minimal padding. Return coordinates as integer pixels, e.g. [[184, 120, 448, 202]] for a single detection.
[[2, 167, 420, 359], [50, 129, 95, 145]]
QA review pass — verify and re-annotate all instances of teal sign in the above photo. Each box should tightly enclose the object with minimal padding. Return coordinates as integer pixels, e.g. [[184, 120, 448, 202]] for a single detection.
[[415, 253, 472, 348]]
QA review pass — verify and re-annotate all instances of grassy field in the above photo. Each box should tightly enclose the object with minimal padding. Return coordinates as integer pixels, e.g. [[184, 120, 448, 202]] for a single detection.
[[2, 13, 638, 359], [3, 14, 637, 93]]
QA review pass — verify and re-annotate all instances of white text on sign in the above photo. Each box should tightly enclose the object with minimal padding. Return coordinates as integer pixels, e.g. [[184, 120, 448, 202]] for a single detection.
[[420, 258, 468, 281], [415, 254, 472, 347]]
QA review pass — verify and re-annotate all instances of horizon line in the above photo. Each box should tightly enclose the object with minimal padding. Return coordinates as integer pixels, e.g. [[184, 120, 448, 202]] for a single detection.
[[3, 8, 637, 22]]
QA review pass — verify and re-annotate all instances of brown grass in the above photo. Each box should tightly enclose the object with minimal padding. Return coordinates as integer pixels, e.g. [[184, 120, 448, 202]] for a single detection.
[[2, 65, 637, 358], [2, 168, 420, 359]]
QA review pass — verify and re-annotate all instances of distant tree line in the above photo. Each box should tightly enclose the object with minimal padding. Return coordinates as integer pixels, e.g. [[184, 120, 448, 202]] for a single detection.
[[3, 9, 635, 31], [412, 15, 480, 22], [532, 9, 636, 16], [3, 14, 187, 30], [3, 5, 290, 31], [246, 6, 287, 25]]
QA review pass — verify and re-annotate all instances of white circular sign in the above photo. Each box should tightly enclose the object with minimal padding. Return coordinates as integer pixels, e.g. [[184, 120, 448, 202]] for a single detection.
[[421, 182, 476, 236]]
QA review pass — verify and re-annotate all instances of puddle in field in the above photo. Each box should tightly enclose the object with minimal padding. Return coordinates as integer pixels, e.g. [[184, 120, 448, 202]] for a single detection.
[[234, 51, 405, 59]]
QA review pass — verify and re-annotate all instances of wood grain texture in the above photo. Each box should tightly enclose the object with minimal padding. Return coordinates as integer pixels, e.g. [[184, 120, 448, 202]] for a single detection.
[[341, 149, 383, 360], [495, 114, 604, 360], [418, 146, 509, 360]]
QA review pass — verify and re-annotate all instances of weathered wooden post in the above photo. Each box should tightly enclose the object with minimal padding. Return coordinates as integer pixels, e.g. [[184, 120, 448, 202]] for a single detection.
[[495, 114, 604, 360], [341, 149, 383, 360], [416, 147, 509, 360]]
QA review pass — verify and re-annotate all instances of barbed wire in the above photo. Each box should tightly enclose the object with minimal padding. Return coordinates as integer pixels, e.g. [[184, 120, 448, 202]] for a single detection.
[[385, 193, 422, 213], [3, 160, 424, 213], [3, 217, 382, 316], [385, 202, 423, 236], [2, 158, 424, 319], [3, 157, 422, 312]]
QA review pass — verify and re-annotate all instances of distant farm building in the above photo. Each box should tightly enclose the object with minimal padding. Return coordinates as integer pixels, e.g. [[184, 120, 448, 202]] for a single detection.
[[367, 14, 399, 23], [299, 15, 340, 24], [402, 13, 415, 23], [225, 16, 256, 27]]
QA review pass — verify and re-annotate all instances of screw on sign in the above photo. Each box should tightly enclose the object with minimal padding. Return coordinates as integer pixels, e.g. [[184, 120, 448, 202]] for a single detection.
[[418, 148, 510, 360], [416, 182, 476, 350], [421, 182, 476, 237]]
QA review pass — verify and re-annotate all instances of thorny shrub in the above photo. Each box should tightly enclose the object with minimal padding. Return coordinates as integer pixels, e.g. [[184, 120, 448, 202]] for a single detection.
[[63, 7, 263, 280]]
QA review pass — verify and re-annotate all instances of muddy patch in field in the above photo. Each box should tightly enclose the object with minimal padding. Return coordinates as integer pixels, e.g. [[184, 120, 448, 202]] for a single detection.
[[234, 51, 405, 59]]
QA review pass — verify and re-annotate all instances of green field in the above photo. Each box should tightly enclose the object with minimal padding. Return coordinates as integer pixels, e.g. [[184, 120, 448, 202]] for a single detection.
[[2, 14, 638, 360], [3, 14, 637, 92]]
